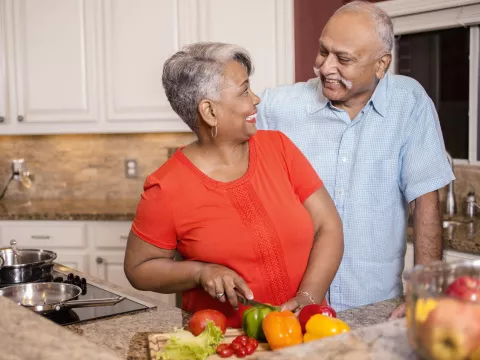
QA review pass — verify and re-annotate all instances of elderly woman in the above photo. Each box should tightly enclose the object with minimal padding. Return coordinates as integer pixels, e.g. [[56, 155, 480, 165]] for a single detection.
[[124, 42, 344, 328]]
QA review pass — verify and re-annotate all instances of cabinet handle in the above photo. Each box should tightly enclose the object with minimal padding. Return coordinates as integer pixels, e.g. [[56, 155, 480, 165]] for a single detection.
[[96, 257, 104, 264], [120, 235, 128, 240], [0, 116, 4, 123], [17, 115, 24, 122], [31, 235, 50, 240]]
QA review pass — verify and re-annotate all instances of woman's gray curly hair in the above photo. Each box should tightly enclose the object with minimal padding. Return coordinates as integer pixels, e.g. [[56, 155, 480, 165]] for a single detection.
[[162, 42, 254, 132]]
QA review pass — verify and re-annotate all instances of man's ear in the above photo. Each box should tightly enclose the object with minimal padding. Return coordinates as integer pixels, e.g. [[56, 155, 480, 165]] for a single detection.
[[198, 99, 217, 127], [376, 53, 392, 79]]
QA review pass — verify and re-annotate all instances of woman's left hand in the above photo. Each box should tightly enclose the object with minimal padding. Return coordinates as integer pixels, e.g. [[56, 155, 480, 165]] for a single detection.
[[280, 295, 314, 314]]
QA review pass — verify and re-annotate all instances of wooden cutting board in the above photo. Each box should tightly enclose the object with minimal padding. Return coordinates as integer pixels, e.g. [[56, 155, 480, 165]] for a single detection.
[[148, 328, 271, 359]]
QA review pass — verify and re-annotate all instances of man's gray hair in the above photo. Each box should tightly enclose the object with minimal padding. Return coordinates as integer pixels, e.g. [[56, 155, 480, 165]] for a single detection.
[[335, 1, 394, 55], [162, 42, 253, 132]]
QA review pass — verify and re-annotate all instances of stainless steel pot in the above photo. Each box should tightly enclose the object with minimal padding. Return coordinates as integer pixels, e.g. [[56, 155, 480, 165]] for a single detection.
[[0, 247, 57, 284], [0, 282, 125, 314]]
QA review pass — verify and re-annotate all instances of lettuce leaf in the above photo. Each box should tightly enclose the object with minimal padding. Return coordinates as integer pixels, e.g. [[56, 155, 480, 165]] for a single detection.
[[156, 321, 224, 360]]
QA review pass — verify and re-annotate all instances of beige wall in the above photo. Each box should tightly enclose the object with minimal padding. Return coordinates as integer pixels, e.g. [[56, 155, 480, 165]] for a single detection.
[[0, 133, 195, 201]]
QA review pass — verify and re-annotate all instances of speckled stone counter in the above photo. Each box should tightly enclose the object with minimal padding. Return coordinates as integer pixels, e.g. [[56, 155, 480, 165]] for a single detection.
[[0, 262, 408, 360], [0, 296, 123, 360], [0, 198, 138, 220]]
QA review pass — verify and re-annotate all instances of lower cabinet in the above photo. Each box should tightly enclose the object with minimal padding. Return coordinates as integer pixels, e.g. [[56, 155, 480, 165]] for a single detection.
[[0, 220, 177, 307]]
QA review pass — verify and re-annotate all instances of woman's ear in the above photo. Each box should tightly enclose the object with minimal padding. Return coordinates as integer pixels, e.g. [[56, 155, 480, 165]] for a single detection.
[[198, 99, 217, 127]]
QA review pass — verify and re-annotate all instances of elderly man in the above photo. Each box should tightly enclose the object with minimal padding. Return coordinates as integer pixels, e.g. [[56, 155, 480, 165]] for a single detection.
[[256, 1, 454, 318]]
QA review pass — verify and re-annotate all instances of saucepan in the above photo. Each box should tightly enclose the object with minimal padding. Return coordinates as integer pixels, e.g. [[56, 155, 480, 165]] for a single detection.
[[0, 240, 57, 284], [0, 282, 125, 314]]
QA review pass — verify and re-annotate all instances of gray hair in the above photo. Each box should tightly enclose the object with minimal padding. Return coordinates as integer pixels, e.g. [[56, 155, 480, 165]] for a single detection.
[[162, 42, 254, 132], [335, 1, 394, 55]]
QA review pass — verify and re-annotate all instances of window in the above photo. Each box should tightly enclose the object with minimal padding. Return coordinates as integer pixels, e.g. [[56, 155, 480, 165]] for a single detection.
[[396, 27, 470, 159]]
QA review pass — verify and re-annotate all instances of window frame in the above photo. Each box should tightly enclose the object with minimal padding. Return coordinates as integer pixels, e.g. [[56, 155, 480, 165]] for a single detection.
[[379, 0, 480, 163]]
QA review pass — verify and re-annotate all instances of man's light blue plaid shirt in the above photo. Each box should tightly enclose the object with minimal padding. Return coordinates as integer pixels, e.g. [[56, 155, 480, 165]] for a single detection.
[[256, 73, 455, 311]]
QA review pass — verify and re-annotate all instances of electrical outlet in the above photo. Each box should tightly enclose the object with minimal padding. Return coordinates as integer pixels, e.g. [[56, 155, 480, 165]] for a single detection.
[[125, 159, 138, 178]]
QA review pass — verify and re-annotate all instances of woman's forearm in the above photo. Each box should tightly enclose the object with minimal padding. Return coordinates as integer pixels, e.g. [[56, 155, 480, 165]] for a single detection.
[[125, 258, 204, 293], [298, 225, 344, 304]]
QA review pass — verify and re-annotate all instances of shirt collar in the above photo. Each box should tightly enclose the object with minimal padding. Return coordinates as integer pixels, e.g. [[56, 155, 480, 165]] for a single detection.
[[308, 73, 390, 117]]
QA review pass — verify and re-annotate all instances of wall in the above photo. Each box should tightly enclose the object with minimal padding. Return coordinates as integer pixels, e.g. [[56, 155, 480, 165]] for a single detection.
[[294, 0, 385, 82], [0, 133, 195, 201]]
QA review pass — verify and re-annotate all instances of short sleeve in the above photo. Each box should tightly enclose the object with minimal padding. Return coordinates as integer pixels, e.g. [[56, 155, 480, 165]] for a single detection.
[[400, 96, 455, 202], [277, 131, 324, 202], [131, 179, 177, 250]]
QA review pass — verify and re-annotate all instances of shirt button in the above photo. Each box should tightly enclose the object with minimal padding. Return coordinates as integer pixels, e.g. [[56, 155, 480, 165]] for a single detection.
[[338, 188, 343, 194], [342, 156, 347, 163]]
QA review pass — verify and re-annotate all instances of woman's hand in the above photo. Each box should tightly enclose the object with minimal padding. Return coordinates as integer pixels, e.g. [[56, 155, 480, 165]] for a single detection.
[[197, 263, 253, 309], [280, 295, 314, 314]]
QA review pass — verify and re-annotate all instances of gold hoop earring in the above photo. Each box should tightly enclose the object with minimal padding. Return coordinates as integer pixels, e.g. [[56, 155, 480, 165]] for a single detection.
[[211, 125, 218, 139]]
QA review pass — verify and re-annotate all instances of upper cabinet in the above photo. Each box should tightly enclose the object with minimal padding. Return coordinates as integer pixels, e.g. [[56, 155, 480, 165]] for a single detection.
[[0, 0, 294, 135], [2, 0, 99, 133]]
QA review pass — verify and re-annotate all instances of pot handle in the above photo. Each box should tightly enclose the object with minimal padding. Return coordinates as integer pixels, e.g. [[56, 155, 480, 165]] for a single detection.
[[54, 296, 125, 311]]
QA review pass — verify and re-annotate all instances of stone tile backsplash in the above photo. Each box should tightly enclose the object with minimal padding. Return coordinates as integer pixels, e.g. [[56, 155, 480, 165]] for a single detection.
[[0, 133, 195, 201], [0, 132, 475, 208]]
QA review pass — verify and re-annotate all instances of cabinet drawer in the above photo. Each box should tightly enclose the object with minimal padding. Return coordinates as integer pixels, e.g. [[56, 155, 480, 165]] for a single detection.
[[90, 222, 131, 249], [0, 221, 86, 249]]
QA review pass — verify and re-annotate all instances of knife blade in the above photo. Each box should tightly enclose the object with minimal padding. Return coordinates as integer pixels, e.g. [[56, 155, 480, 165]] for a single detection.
[[235, 291, 274, 308]]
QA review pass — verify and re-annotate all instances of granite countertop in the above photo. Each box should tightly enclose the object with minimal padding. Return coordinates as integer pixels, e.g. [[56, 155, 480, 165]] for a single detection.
[[0, 263, 413, 360], [0, 198, 138, 220]]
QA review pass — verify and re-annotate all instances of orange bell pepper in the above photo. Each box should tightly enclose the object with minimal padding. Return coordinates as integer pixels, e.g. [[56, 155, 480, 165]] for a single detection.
[[303, 314, 350, 342], [262, 311, 303, 350]]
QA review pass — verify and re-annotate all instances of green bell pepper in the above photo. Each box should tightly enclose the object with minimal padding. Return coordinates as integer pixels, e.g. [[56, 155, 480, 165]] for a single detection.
[[242, 305, 280, 341]]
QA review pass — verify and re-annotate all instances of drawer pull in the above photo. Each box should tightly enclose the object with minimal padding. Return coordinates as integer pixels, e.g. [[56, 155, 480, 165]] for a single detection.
[[96, 257, 104, 264], [31, 235, 51, 240], [120, 235, 128, 240]]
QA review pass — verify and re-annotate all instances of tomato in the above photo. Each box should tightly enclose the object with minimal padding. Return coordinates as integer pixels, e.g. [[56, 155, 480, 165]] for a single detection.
[[446, 276, 480, 302], [229, 342, 242, 351], [244, 343, 256, 355], [247, 338, 258, 349], [235, 347, 247, 358], [216, 344, 229, 353], [217, 347, 234, 358], [233, 335, 249, 347], [188, 309, 227, 336]]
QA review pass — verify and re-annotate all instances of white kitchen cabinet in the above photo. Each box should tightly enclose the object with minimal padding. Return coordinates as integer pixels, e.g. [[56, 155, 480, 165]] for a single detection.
[[91, 251, 177, 307], [0, 220, 89, 272], [0, 0, 294, 135], [2, 0, 99, 133]]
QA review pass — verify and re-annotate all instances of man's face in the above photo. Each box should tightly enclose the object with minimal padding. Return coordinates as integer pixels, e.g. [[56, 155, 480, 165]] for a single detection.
[[314, 12, 387, 104]]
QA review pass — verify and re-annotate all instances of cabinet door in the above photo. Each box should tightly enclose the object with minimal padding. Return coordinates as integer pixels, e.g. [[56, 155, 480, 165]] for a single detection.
[[196, 0, 294, 92], [92, 252, 177, 307], [0, 0, 7, 126], [9, 0, 98, 124], [102, 0, 186, 131], [54, 251, 88, 272]]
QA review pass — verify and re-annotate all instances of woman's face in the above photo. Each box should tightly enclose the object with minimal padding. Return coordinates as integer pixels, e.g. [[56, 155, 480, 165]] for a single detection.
[[214, 60, 260, 140]]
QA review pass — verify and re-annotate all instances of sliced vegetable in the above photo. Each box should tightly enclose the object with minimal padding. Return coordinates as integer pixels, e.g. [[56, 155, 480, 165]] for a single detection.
[[262, 310, 303, 350], [303, 314, 350, 343], [156, 321, 223, 360], [242, 305, 279, 341]]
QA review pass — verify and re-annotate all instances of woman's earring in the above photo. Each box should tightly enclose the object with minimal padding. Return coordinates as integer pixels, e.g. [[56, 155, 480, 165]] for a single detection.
[[211, 125, 218, 139]]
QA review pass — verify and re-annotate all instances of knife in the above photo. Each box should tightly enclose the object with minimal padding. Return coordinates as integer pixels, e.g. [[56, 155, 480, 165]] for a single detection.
[[235, 291, 280, 310]]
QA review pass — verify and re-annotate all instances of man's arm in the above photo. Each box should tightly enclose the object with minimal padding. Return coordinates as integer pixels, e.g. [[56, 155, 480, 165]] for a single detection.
[[389, 190, 443, 320], [410, 190, 443, 265]]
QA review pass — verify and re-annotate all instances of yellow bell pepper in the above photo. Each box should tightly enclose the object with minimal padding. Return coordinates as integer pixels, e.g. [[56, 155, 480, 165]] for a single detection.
[[303, 314, 350, 342]]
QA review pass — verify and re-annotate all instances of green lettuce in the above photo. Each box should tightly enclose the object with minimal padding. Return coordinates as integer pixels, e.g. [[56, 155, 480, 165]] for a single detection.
[[156, 321, 224, 360]]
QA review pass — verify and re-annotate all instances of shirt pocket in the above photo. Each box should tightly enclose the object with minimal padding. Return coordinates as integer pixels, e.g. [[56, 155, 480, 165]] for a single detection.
[[350, 158, 399, 208]]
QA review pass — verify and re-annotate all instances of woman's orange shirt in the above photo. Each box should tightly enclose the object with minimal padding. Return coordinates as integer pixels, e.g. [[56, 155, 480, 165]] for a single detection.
[[132, 130, 324, 327]]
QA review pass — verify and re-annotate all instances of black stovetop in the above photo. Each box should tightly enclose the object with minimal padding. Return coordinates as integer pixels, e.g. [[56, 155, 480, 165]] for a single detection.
[[1, 270, 151, 326]]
